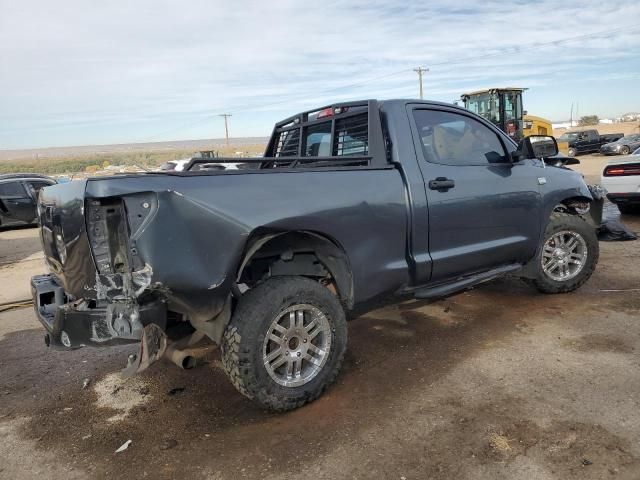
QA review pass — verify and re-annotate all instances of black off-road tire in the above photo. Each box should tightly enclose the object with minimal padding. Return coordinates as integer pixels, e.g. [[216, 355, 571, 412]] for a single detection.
[[221, 276, 347, 411], [533, 212, 599, 294]]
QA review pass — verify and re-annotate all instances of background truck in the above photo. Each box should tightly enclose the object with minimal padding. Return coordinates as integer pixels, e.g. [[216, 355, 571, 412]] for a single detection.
[[31, 99, 600, 411], [558, 129, 624, 157]]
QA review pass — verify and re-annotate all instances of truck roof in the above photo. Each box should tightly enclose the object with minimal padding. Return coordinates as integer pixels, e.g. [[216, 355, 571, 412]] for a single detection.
[[0, 173, 56, 182], [267, 99, 469, 168], [184, 99, 511, 173], [460, 87, 528, 97], [273, 99, 469, 127]]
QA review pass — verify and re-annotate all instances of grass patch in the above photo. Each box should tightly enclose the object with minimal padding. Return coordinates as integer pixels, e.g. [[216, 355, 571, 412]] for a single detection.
[[488, 432, 512, 453]]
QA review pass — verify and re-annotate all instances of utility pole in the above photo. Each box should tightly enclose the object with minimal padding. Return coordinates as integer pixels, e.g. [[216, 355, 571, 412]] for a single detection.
[[413, 67, 428, 99], [218, 113, 232, 146], [570, 103, 573, 127]]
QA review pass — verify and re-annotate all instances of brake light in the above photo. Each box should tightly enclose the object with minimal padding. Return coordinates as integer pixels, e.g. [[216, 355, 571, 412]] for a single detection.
[[317, 108, 334, 119], [316, 106, 349, 119], [604, 164, 640, 176]]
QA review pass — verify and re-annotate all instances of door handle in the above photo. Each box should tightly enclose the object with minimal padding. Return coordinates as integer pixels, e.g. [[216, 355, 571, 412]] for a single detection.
[[428, 177, 455, 191]]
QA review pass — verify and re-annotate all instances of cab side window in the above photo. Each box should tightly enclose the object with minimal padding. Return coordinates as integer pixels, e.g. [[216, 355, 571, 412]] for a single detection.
[[0, 181, 28, 198], [413, 110, 509, 166], [27, 181, 51, 196]]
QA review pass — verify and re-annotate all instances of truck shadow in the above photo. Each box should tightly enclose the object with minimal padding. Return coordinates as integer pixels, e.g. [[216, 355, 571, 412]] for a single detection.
[[13, 276, 629, 480], [0, 281, 552, 478]]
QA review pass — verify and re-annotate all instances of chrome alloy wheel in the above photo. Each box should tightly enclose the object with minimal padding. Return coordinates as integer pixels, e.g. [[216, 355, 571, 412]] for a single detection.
[[262, 304, 332, 387], [541, 230, 588, 282]]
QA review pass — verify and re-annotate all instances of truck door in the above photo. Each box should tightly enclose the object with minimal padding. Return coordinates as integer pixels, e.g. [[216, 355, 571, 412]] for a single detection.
[[410, 106, 543, 282], [0, 181, 36, 224], [578, 130, 598, 153], [587, 130, 599, 152]]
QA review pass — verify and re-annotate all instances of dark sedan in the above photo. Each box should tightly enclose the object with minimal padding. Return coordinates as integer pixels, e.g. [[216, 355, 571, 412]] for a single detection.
[[600, 134, 640, 155], [0, 174, 56, 229]]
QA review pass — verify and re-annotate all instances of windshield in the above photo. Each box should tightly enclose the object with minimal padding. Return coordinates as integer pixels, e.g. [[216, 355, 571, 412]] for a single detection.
[[464, 92, 500, 127], [558, 132, 579, 142], [503, 91, 522, 124]]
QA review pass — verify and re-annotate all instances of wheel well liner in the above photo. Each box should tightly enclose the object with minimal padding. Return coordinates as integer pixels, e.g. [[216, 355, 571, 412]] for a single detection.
[[237, 230, 354, 308], [559, 195, 593, 209], [557, 194, 602, 227]]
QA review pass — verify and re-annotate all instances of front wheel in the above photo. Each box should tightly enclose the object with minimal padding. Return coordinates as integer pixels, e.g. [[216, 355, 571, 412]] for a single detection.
[[568, 148, 577, 157], [221, 276, 347, 411], [533, 212, 599, 294], [620, 146, 630, 155]]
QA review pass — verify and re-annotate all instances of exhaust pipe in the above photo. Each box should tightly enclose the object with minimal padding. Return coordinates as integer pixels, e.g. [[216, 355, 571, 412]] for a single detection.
[[165, 344, 196, 370]]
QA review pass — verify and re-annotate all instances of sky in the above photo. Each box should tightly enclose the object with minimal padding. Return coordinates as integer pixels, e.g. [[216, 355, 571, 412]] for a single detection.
[[1, 0, 639, 149]]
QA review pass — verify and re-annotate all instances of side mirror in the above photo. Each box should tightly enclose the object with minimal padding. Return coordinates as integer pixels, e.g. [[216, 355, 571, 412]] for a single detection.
[[515, 135, 559, 160]]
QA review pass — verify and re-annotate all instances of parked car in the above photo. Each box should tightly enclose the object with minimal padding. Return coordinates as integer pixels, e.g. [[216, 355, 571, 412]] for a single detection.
[[601, 146, 640, 214], [159, 154, 245, 172], [558, 129, 624, 157], [158, 158, 192, 171], [600, 134, 640, 156], [31, 100, 601, 411], [0, 174, 56, 229]]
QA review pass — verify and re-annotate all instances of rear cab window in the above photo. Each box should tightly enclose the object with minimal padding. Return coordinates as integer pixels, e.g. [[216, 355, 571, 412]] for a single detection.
[[269, 104, 369, 163]]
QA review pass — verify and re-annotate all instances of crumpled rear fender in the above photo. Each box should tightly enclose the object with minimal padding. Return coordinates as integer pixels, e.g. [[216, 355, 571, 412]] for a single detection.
[[86, 180, 251, 322]]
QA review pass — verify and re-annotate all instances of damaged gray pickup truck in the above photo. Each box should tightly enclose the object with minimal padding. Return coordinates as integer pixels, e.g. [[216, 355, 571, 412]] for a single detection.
[[32, 99, 601, 411]]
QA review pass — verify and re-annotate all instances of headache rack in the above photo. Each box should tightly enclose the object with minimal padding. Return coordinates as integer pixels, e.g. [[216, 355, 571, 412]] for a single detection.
[[184, 99, 387, 172]]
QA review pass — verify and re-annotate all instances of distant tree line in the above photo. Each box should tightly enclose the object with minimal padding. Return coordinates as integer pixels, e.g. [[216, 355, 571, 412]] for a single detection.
[[578, 115, 599, 126]]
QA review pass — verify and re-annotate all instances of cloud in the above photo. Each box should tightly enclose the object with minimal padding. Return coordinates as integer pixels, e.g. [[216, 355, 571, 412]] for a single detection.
[[0, 0, 639, 148]]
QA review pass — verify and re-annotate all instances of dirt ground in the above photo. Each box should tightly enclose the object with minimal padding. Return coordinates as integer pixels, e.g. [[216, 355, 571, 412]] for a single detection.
[[1, 164, 639, 480], [554, 121, 640, 137]]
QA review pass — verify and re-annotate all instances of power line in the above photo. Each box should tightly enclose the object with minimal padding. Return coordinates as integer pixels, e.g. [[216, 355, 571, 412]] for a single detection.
[[427, 25, 640, 68], [147, 25, 640, 141]]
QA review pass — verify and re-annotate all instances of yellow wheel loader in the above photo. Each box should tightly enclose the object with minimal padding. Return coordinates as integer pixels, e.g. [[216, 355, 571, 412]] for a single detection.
[[461, 88, 568, 154]]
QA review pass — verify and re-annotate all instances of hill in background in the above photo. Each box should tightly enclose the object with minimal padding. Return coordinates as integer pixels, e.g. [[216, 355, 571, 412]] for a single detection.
[[0, 137, 269, 175]]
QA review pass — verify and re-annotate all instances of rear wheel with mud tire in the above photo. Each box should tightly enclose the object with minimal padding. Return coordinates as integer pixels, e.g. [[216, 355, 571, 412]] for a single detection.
[[221, 276, 347, 411], [533, 212, 599, 294]]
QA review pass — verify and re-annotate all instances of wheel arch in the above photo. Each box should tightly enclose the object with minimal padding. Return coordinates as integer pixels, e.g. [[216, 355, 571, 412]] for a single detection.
[[557, 195, 593, 212], [236, 229, 354, 309], [556, 193, 603, 227]]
